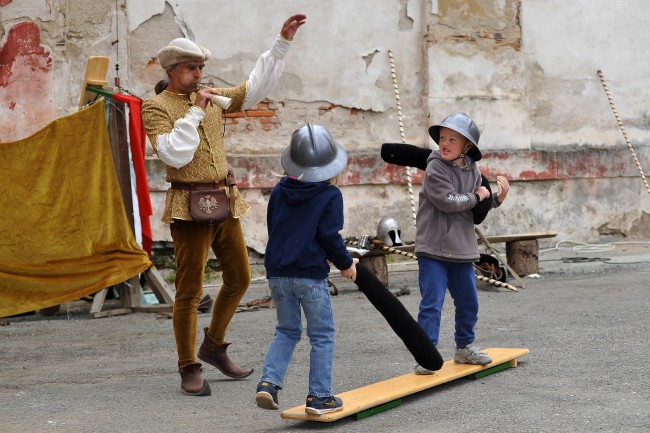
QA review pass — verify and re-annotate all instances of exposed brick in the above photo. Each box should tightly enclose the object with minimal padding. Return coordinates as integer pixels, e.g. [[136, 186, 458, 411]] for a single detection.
[[147, 147, 650, 191], [225, 111, 246, 118], [246, 110, 275, 117]]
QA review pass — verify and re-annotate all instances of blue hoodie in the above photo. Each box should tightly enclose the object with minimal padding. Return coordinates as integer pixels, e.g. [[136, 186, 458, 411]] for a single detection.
[[264, 176, 353, 280]]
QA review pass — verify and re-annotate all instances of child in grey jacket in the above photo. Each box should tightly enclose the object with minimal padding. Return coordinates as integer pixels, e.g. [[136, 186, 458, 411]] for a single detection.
[[414, 112, 509, 373]]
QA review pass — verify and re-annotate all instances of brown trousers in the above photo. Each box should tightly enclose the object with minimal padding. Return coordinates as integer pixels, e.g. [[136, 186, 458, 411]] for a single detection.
[[170, 217, 251, 368]]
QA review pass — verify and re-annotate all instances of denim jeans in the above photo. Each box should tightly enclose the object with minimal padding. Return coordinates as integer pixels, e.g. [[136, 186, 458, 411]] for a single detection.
[[260, 277, 335, 397], [417, 256, 479, 349]]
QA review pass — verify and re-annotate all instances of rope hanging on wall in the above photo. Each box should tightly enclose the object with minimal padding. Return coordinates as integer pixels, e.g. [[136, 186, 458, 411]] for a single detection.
[[597, 69, 650, 194], [388, 50, 418, 227]]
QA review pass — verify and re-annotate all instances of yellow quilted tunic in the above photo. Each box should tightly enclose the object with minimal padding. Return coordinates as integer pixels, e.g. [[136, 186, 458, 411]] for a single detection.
[[142, 83, 250, 223]]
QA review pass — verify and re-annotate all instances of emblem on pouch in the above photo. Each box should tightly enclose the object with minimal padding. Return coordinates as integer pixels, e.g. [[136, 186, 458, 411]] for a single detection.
[[198, 195, 219, 214]]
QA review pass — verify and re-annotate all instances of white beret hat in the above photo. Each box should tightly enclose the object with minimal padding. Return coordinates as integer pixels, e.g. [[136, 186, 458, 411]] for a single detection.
[[157, 38, 211, 69]]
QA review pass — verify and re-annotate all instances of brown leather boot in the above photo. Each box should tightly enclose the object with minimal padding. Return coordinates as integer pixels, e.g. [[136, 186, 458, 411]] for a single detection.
[[198, 327, 254, 379], [178, 362, 211, 396]]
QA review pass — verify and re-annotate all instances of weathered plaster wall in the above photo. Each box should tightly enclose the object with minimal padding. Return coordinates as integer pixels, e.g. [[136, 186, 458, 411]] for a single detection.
[[0, 21, 55, 141], [2, 0, 649, 259]]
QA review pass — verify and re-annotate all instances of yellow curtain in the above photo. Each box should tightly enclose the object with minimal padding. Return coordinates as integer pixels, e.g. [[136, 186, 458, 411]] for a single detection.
[[0, 101, 152, 317]]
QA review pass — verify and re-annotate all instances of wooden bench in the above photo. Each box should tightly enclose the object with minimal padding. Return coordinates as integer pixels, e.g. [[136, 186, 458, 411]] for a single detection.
[[347, 230, 557, 290], [478, 230, 557, 277]]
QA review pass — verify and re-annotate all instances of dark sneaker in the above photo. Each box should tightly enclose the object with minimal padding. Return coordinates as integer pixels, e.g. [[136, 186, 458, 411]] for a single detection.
[[255, 381, 280, 410], [454, 345, 492, 365], [305, 395, 343, 415]]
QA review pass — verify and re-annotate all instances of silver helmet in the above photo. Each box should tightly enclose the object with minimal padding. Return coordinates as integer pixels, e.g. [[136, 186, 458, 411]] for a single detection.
[[376, 215, 403, 247], [428, 112, 482, 161], [281, 123, 348, 182]]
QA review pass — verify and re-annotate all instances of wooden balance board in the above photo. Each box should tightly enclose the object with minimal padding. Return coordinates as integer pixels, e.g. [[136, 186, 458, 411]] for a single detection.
[[280, 347, 529, 422]]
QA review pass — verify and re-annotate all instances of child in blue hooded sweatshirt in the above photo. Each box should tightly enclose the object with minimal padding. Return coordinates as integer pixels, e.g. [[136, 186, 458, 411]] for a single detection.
[[255, 123, 358, 415]]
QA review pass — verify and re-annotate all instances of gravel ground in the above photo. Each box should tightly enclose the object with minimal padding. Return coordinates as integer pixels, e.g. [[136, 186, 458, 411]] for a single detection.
[[1, 241, 649, 433]]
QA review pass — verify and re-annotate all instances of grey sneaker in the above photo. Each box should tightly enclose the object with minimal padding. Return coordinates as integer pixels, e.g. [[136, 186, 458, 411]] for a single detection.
[[454, 345, 492, 365], [414, 364, 436, 375]]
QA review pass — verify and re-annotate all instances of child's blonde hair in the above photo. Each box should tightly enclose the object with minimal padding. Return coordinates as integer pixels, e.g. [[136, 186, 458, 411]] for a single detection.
[[276, 171, 340, 186]]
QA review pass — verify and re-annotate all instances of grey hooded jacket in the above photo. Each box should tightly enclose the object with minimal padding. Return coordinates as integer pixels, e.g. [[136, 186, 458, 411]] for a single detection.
[[414, 150, 482, 262]]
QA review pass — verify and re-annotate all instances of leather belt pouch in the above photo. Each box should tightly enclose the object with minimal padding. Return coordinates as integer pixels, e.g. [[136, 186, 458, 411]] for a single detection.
[[176, 172, 236, 225]]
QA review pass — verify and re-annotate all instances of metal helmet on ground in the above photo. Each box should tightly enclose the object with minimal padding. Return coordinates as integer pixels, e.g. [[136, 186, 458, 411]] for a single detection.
[[428, 112, 482, 161], [281, 123, 348, 182], [376, 215, 403, 247]]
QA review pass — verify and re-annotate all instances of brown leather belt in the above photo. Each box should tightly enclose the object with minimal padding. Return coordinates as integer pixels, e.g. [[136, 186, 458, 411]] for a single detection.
[[170, 171, 237, 216], [170, 180, 226, 191]]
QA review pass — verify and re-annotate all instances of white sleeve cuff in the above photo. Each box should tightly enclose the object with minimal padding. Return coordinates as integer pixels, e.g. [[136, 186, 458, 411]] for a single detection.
[[270, 35, 291, 60], [185, 105, 206, 126]]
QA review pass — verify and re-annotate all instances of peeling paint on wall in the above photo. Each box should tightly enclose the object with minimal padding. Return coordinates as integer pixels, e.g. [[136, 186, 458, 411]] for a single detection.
[[0, 21, 55, 142], [4, 0, 650, 248]]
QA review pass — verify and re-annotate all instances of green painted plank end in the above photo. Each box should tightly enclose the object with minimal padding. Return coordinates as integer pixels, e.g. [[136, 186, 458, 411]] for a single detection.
[[466, 362, 512, 380], [356, 399, 402, 420]]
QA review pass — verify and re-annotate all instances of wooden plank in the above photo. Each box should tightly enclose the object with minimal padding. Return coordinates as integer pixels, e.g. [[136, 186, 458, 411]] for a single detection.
[[480, 231, 557, 244], [132, 305, 173, 313], [78, 56, 109, 108], [108, 100, 134, 233], [280, 347, 529, 422], [89, 288, 109, 315], [91, 308, 132, 319], [142, 266, 175, 306], [119, 276, 141, 309]]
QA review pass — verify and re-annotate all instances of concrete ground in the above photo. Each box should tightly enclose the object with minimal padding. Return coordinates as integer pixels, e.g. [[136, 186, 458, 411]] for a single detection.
[[1, 240, 649, 433]]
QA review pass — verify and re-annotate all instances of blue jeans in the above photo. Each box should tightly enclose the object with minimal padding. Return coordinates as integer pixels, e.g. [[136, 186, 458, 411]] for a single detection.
[[260, 277, 335, 397], [417, 257, 479, 349]]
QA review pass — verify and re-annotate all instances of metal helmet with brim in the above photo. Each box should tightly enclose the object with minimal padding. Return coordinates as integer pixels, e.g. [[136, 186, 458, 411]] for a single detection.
[[281, 123, 347, 182], [428, 112, 482, 161]]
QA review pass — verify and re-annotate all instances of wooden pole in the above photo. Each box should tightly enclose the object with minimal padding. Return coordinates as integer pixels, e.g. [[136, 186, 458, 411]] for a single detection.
[[107, 100, 140, 311]]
